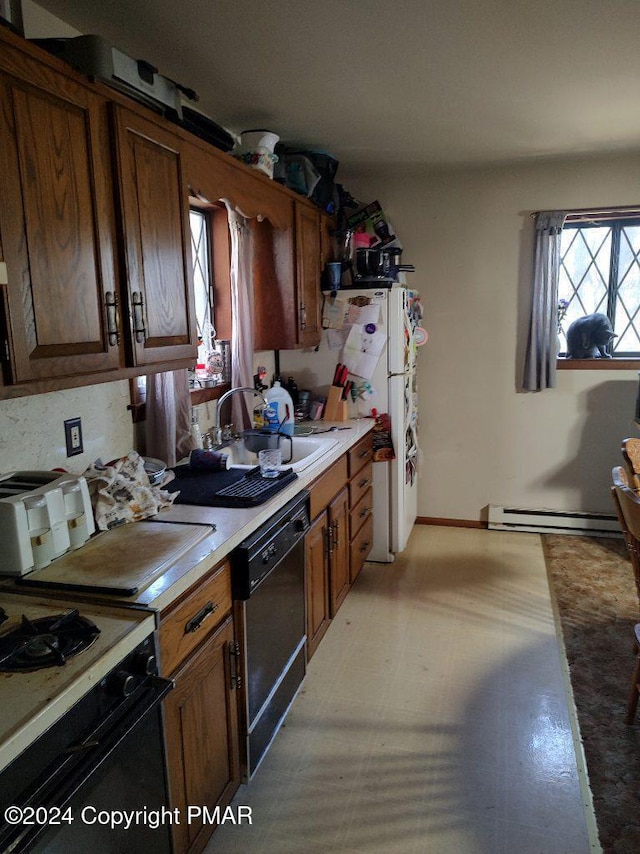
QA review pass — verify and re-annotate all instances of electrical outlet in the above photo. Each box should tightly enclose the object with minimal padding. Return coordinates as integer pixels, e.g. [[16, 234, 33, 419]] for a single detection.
[[64, 417, 83, 457]]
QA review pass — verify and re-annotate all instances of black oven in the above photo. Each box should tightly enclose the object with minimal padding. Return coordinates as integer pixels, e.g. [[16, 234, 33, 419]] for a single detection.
[[232, 491, 309, 778], [0, 635, 173, 853]]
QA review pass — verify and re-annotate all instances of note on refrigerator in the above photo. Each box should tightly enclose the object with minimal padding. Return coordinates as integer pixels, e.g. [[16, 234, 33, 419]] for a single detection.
[[346, 301, 381, 326], [322, 295, 348, 329], [341, 324, 387, 380]]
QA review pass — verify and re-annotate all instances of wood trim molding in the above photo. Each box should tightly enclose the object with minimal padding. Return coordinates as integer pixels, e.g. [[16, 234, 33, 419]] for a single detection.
[[416, 516, 488, 529], [557, 358, 640, 370]]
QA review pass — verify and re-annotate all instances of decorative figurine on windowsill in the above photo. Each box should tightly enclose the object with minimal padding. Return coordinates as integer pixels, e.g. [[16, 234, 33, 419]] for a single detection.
[[565, 313, 617, 358]]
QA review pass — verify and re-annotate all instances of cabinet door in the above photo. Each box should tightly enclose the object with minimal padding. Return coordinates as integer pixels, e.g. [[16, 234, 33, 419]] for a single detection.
[[251, 201, 297, 350], [305, 511, 331, 660], [112, 106, 197, 367], [164, 615, 240, 854], [0, 68, 120, 383], [295, 202, 322, 347], [329, 486, 350, 616]]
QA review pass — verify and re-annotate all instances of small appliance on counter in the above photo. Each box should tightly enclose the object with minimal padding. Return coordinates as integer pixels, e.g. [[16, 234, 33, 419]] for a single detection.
[[0, 471, 94, 576]]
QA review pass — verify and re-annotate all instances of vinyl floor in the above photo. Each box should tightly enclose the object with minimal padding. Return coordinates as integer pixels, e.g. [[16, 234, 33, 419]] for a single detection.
[[208, 525, 598, 853]]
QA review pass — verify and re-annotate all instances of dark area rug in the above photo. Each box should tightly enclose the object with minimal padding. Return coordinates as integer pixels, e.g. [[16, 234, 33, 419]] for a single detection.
[[543, 534, 640, 853]]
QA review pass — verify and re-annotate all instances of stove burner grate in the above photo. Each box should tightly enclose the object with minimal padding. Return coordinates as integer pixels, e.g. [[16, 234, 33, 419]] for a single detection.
[[0, 610, 100, 672]]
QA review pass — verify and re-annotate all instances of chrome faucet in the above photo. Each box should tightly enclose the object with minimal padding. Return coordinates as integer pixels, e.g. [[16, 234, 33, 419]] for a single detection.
[[212, 386, 268, 446]]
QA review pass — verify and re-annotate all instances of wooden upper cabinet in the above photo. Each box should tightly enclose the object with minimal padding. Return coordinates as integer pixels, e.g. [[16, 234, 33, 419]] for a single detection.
[[0, 62, 120, 384], [252, 200, 297, 351], [295, 202, 322, 348], [111, 106, 197, 367]]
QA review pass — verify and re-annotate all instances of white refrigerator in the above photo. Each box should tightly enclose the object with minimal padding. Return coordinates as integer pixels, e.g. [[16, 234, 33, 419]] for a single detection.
[[316, 285, 421, 562], [365, 286, 420, 561]]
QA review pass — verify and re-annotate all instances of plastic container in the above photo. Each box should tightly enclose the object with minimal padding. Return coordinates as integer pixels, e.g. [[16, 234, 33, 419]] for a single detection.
[[264, 381, 294, 435], [190, 408, 203, 449]]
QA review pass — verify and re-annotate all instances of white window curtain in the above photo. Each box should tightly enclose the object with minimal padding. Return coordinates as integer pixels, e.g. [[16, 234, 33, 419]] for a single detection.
[[522, 211, 568, 391], [226, 204, 254, 430], [145, 369, 193, 467]]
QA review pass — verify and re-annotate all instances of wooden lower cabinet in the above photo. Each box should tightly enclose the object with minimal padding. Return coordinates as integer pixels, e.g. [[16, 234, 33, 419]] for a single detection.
[[305, 441, 374, 661], [348, 433, 374, 582], [163, 616, 240, 854], [160, 559, 240, 854], [328, 487, 350, 616], [305, 512, 331, 659]]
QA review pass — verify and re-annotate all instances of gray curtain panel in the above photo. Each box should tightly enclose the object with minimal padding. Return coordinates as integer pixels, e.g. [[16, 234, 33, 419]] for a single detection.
[[145, 369, 193, 467], [523, 211, 567, 391]]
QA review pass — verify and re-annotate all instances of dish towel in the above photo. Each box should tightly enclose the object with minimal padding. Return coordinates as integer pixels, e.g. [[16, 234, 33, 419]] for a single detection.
[[83, 450, 178, 531]]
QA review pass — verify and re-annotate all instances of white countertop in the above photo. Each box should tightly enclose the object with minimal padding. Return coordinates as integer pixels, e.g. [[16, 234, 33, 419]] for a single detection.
[[0, 420, 372, 774], [135, 419, 374, 611], [3, 420, 373, 614]]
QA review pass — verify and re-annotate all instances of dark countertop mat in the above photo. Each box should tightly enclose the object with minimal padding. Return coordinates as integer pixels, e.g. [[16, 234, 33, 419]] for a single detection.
[[167, 465, 298, 507]]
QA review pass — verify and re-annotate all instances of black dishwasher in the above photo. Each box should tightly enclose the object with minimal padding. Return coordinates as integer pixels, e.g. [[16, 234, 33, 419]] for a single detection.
[[231, 491, 310, 778]]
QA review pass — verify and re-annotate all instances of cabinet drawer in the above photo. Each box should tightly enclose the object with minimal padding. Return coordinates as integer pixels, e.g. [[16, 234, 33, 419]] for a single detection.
[[348, 433, 373, 477], [349, 462, 373, 509], [350, 487, 373, 542], [160, 559, 231, 676], [350, 514, 374, 584], [309, 455, 348, 520]]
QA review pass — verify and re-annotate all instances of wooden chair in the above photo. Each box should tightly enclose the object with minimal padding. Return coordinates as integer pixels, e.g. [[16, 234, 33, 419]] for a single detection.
[[611, 465, 640, 723], [621, 438, 640, 491]]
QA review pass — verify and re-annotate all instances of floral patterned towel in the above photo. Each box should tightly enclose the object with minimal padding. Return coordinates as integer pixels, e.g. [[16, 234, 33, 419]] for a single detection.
[[83, 450, 178, 531]]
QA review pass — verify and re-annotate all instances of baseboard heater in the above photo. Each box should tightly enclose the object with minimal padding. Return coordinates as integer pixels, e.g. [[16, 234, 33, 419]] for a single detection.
[[488, 504, 621, 537]]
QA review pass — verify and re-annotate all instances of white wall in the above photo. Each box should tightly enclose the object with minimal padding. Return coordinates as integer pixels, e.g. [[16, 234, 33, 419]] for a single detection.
[[5, 3, 640, 515], [0, 381, 134, 474], [328, 153, 640, 521]]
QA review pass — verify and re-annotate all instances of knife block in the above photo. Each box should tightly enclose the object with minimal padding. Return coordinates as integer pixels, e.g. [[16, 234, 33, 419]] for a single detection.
[[324, 386, 348, 422]]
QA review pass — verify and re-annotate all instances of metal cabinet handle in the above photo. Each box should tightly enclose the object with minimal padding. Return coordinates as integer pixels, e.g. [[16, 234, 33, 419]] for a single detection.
[[332, 521, 339, 549], [358, 448, 370, 459], [131, 290, 147, 343], [299, 305, 307, 330], [105, 291, 120, 345], [359, 540, 371, 553], [184, 600, 218, 634], [229, 640, 242, 690], [326, 526, 333, 558], [359, 506, 371, 519], [358, 477, 370, 489]]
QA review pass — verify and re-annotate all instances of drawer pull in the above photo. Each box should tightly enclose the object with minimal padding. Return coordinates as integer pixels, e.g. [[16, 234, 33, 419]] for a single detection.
[[184, 601, 218, 634], [358, 448, 370, 459], [229, 640, 242, 690], [326, 526, 333, 557], [358, 477, 370, 489], [359, 506, 371, 519], [359, 540, 371, 553]]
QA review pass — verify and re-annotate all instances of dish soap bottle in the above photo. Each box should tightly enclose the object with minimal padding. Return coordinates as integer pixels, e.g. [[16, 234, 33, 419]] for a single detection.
[[190, 407, 203, 449], [264, 381, 295, 435]]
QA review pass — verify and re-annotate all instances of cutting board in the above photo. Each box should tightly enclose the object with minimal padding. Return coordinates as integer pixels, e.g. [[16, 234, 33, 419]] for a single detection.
[[16, 521, 212, 596]]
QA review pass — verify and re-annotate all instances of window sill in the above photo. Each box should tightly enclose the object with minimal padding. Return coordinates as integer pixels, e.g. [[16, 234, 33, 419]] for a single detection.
[[189, 383, 231, 406], [128, 382, 231, 423], [557, 358, 640, 370]]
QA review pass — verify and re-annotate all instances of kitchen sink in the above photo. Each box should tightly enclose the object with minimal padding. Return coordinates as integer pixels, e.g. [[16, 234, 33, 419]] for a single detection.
[[226, 434, 340, 473]]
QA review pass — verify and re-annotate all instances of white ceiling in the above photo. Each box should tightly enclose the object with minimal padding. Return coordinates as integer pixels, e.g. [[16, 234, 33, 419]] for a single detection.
[[30, 0, 640, 170]]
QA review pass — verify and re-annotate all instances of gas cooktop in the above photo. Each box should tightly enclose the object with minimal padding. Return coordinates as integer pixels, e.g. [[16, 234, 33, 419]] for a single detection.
[[0, 594, 155, 773]]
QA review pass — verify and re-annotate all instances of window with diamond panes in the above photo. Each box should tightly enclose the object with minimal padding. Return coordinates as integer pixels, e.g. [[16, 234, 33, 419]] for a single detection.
[[190, 208, 213, 367], [558, 218, 640, 358]]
